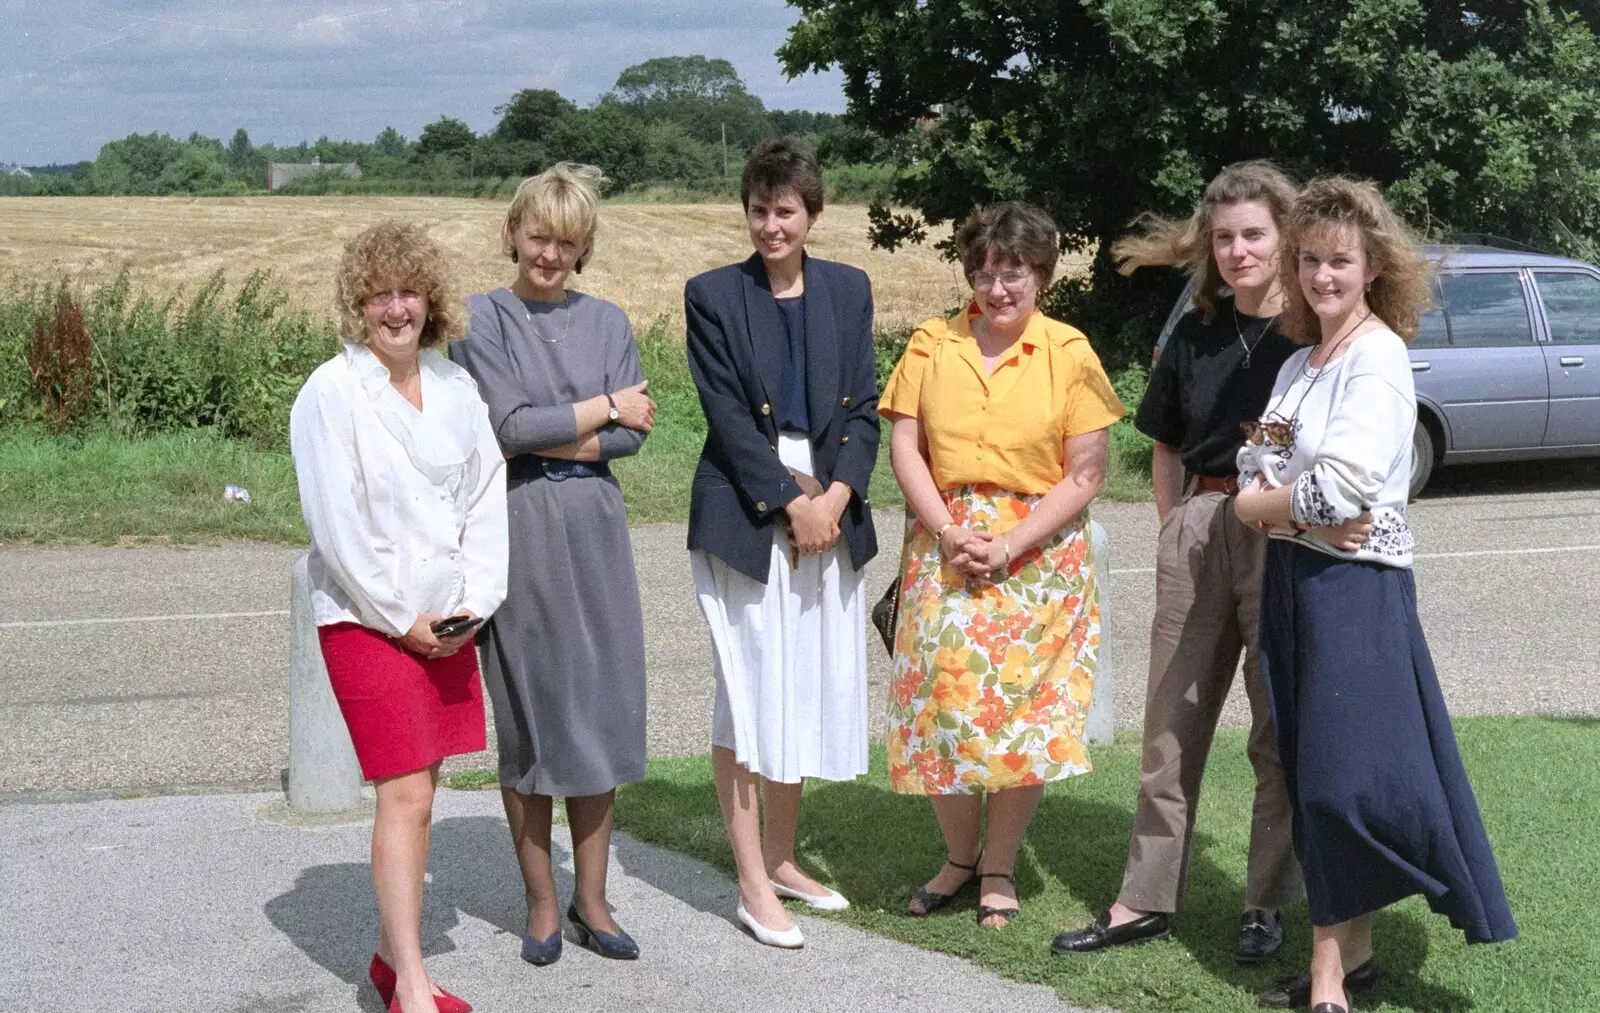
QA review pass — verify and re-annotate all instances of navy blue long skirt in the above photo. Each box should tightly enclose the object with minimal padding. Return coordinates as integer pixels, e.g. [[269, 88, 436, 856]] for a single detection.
[[1258, 540, 1517, 943]]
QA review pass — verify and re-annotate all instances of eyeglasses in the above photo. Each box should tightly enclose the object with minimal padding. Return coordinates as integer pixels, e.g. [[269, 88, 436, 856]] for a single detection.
[[1240, 417, 1299, 448], [366, 289, 424, 308], [969, 269, 1035, 292]]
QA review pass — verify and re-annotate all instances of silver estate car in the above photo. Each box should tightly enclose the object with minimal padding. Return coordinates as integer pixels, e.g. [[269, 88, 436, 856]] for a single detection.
[[1155, 243, 1600, 496]]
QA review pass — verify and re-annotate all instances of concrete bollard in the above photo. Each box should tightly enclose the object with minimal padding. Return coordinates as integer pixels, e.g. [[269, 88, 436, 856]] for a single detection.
[[288, 552, 364, 811], [1086, 520, 1115, 746]]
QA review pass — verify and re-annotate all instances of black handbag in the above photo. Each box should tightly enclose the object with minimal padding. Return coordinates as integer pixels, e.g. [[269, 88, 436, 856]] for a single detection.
[[870, 577, 899, 655]]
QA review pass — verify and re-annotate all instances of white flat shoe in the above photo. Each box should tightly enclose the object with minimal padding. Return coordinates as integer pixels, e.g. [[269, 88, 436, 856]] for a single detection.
[[736, 903, 805, 949], [770, 879, 850, 911]]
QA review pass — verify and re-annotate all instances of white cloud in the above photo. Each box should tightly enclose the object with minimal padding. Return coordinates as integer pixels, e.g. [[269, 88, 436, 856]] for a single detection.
[[0, 0, 846, 163]]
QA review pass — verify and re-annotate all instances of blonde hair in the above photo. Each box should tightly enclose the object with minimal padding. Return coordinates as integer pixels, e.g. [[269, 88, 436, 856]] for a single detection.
[[1278, 176, 1434, 345], [502, 162, 609, 272], [334, 220, 464, 348], [1112, 160, 1298, 323]]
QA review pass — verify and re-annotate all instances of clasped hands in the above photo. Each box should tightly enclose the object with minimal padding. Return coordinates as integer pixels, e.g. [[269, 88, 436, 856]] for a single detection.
[[938, 525, 1011, 578], [399, 611, 478, 660], [783, 483, 852, 558]]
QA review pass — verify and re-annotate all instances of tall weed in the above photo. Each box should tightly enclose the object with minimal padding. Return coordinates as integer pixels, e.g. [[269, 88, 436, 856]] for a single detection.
[[0, 270, 336, 447]]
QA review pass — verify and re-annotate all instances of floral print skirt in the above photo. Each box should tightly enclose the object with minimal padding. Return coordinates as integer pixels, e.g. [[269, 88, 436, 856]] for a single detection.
[[887, 484, 1100, 795]]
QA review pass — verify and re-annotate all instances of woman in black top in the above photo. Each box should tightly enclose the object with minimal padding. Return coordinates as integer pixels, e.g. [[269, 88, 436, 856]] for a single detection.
[[1054, 162, 1311, 974]]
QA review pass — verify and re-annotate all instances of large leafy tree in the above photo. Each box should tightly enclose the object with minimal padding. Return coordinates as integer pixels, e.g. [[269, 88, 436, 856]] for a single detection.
[[782, 0, 1600, 367], [607, 55, 773, 148]]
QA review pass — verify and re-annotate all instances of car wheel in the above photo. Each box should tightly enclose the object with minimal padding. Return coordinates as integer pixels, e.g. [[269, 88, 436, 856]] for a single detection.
[[1409, 419, 1436, 499]]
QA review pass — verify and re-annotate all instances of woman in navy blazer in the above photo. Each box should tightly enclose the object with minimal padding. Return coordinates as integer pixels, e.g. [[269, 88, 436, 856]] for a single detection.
[[685, 138, 880, 948]]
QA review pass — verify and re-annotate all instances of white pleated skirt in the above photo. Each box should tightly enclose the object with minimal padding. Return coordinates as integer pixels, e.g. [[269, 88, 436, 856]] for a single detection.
[[690, 434, 869, 784]]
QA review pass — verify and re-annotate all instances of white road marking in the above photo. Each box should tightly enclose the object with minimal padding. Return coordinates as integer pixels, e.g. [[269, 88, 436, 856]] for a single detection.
[[7, 541, 1598, 625], [0, 610, 290, 631], [1109, 542, 1600, 577]]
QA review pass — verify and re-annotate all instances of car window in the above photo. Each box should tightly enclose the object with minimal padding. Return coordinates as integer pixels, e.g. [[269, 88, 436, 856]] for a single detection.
[[1533, 271, 1600, 345], [1412, 281, 1448, 348], [1439, 272, 1533, 348]]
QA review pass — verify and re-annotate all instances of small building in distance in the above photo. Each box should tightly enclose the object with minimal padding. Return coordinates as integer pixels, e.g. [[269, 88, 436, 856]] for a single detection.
[[2, 164, 32, 177], [267, 156, 360, 191]]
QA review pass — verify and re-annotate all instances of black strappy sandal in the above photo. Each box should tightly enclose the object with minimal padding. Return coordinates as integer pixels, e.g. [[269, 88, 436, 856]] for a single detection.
[[976, 872, 1020, 928], [905, 854, 979, 916]]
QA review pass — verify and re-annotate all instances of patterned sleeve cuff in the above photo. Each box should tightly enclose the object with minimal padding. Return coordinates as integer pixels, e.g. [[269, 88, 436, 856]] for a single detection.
[[1290, 471, 1341, 527]]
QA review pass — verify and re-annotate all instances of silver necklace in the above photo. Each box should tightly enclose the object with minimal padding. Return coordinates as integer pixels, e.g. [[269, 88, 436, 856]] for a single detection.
[[1232, 305, 1277, 369], [522, 292, 571, 344]]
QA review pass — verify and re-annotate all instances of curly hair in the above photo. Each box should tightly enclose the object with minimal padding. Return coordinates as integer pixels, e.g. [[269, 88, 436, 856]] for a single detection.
[[335, 221, 465, 348], [1112, 160, 1298, 323], [954, 201, 1060, 286], [1278, 176, 1434, 345], [502, 162, 609, 272]]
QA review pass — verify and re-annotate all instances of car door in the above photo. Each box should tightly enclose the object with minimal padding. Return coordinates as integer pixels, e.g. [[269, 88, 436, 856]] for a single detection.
[[1529, 269, 1600, 448], [1412, 269, 1549, 453]]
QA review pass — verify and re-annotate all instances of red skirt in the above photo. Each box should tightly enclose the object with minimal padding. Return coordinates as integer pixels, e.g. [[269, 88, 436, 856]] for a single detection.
[[317, 622, 486, 781]]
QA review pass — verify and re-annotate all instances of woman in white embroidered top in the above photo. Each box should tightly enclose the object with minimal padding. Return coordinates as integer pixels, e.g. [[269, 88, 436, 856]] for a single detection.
[[1233, 179, 1515, 1013], [290, 221, 508, 1013]]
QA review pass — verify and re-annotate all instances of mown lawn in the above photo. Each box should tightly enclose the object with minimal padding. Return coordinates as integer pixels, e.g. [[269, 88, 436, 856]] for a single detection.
[[613, 717, 1597, 1013]]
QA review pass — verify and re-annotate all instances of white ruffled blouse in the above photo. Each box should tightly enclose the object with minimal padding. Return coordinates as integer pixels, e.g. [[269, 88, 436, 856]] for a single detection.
[[290, 342, 508, 636]]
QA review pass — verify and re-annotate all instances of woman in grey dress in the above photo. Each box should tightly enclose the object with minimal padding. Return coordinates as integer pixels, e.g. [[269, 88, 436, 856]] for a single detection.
[[452, 163, 656, 965]]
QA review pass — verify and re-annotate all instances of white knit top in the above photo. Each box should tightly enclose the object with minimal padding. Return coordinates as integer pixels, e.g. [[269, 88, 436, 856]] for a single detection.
[[1237, 326, 1417, 568]]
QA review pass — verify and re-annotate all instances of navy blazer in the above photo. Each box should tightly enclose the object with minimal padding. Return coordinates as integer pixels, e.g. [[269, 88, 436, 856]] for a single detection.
[[684, 253, 881, 583]]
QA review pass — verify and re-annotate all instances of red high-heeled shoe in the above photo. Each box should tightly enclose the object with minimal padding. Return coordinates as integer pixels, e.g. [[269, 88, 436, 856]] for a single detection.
[[369, 954, 472, 1013]]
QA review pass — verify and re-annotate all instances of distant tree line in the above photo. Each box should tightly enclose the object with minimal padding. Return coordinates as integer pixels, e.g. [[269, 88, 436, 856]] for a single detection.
[[0, 56, 898, 200]]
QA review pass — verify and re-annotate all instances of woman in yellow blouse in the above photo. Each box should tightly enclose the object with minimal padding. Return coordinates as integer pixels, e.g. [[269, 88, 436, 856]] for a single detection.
[[880, 202, 1124, 927]]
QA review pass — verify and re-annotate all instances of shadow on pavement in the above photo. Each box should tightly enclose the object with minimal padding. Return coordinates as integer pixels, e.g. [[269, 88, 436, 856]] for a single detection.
[[1419, 457, 1600, 499], [262, 814, 564, 1007]]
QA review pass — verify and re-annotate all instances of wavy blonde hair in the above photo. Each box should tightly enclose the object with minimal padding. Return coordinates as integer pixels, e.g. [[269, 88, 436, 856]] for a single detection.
[[502, 162, 609, 272], [334, 220, 464, 348], [1278, 176, 1434, 345], [1112, 160, 1298, 323]]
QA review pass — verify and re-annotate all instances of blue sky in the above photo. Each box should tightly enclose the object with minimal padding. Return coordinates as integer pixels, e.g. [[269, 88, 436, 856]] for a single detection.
[[1, 0, 846, 165]]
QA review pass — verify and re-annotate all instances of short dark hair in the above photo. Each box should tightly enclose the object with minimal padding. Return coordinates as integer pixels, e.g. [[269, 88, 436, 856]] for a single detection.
[[741, 137, 824, 217], [955, 202, 1060, 285]]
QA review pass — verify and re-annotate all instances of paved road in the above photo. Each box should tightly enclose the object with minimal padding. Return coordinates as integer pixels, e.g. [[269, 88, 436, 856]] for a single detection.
[[2, 485, 1597, 796], [1, 790, 1089, 1013]]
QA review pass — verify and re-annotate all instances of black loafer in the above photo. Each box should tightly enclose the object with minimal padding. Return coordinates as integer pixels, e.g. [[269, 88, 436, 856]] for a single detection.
[[1050, 908, 1171, 954], [1258, 959, 1380, 1008], [1236, 908, 1284, 964]]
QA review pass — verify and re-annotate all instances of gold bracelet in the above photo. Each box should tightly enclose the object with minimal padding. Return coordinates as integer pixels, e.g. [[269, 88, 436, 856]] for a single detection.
[[935, 521, 954, 542], [1000, 536, 1013, 569]]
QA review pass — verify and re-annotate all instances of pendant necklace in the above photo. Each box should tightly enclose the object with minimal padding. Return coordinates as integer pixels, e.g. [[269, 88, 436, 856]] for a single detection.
[[522, 292, 572, 344], [1232, 305, 1277, 369]]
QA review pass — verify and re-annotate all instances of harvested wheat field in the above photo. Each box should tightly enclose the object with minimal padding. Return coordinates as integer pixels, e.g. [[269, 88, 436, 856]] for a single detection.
[[0, 196, 983, 332]]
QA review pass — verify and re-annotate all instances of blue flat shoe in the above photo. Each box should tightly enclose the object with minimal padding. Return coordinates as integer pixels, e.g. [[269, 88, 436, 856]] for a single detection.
[[521, 928, 562, 965], [567, 902, 639, 960]]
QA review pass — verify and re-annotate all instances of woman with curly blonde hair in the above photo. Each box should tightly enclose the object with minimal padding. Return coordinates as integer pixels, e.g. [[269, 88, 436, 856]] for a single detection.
[[1234, 178, 1516, 1013], [291, 220, 508, 1013]]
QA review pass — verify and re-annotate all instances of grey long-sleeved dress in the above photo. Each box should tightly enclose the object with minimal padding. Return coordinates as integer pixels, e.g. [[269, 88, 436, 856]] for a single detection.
[[452, 288, 648, 797]]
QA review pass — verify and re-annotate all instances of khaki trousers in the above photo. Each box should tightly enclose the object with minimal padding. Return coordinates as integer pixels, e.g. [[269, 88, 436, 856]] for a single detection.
[[1116, 492, 1303, 913]]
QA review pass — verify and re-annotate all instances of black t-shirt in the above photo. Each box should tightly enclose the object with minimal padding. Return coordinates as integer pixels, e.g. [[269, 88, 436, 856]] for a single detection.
[[1134, 295, 1299, 478]]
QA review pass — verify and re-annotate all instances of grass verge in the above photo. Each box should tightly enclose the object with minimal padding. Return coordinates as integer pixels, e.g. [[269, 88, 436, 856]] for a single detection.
[[0, 317, 1152, 544], [613, 717, 1595, 1013]]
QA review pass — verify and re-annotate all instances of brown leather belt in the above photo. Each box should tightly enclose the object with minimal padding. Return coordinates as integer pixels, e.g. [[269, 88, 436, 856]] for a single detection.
[[1192, 474, 1240, 496]]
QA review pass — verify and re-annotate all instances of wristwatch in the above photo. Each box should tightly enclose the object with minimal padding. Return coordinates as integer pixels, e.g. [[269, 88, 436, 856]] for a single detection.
[[605, 394, 620, 422]]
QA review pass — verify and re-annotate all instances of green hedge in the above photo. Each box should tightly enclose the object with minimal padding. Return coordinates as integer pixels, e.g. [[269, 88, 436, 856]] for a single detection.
[[0, 271, 334, 447]]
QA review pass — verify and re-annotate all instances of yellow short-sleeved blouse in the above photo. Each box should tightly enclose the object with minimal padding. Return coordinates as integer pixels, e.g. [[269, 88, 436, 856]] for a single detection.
[[879, 305, 1125, 495]]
